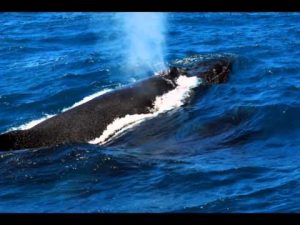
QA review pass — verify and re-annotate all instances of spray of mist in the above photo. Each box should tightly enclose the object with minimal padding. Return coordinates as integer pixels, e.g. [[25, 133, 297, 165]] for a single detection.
[[121, 13, 167, 74]]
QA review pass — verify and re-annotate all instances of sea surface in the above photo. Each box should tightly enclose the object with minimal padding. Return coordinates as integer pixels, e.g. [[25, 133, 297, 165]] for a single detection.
[[0, 13, 300, 212]]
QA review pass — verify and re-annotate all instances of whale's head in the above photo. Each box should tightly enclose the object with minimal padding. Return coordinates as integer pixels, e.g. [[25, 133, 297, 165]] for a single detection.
[[160, 56, 232, 85], [186, 57, 232, 84]]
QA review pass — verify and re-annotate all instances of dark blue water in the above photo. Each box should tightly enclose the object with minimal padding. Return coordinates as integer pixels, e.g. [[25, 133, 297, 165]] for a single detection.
[[1, 13, 300, 212]]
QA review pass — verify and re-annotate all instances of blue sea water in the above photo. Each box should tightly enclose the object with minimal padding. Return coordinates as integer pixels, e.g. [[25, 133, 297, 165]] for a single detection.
[[0, 12, 300, 212]]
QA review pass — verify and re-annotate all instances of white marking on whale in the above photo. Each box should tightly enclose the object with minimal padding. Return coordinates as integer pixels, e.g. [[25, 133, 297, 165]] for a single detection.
[[89, 75, 201, 145]]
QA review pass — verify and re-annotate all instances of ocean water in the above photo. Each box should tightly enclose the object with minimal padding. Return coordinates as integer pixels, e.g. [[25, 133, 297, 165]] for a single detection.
[[0, 12, 300, 212]]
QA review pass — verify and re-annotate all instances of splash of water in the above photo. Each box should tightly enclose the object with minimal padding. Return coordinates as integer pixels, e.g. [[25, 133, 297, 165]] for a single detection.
[[121, 12, 167, 74]]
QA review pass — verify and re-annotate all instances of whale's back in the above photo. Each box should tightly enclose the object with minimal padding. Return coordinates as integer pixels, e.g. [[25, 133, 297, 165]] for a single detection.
[[0, 76, 176, 151]]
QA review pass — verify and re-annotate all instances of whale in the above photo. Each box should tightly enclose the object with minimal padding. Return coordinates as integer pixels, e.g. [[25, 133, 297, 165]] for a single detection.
[[0, 57, 232, 151]]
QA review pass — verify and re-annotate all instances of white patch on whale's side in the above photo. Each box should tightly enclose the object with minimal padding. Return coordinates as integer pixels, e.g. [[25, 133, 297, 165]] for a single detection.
[[89, 75, 201, 145], [8, 89, 112, 131], [89, 114, 155, 145]]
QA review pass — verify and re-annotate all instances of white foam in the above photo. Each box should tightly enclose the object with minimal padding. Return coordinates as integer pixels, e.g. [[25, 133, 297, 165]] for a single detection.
[[152, 75, 200, 112], [89, 75, 201, 145], [10, 114, 55, 131], [8, 88, 112, 131], [62, 89, 111, 112]]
